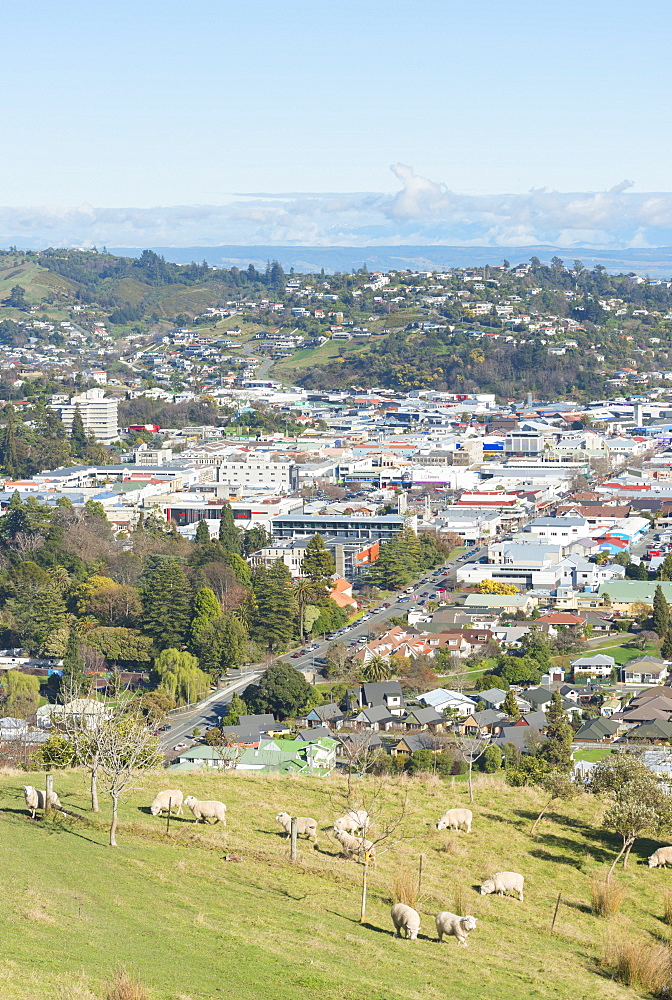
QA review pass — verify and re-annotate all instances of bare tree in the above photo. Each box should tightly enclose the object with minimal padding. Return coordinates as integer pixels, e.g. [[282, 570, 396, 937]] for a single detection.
[[95, 709, 163, 846], [451, 733, 490, 803]]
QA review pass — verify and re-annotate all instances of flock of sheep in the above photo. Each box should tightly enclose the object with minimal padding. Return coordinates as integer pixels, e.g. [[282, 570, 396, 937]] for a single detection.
[[24, 783, 672, 947]]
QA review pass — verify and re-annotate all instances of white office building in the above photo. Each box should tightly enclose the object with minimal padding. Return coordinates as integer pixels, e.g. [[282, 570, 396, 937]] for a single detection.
[[55, 389, 119, 444], [216, 459, 299, 492]]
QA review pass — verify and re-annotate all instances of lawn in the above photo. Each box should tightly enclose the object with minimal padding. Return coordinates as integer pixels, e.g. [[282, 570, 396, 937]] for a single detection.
[[572, 748, 614, 762], [0, 768, 665, 999]]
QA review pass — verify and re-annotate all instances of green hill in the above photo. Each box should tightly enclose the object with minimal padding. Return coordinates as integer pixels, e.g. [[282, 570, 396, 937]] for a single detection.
[[0, 768, 663, 999]]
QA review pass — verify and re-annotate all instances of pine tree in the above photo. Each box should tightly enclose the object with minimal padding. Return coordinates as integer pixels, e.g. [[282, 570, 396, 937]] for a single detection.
[[661, 629, 672, 659], [502, 689, 519, 718], [540, 691, 573, 772], [301, 533, 336, 586], [142, 560, 193, 649], [61, 626, 88, 697], [250, 561, 297, 651], [1, 405, 19, 479], [636, 561, 649, 580], [218, 502, 242, 555], [222, 692, 246, 725], [70, 404, 87, 452], [189, 587, 222, 643], [195, 519, 210, 545], [652, 584, 670, 637]]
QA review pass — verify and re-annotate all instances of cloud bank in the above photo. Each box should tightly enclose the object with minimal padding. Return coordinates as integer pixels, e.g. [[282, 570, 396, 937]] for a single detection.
[[3, 166, 672, 249]]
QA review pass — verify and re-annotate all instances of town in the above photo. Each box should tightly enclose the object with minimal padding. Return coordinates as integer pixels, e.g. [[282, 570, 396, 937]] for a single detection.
[[5, 250, 672, 999]]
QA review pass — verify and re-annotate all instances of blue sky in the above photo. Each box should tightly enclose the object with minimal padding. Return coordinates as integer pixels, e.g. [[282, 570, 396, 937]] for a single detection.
[[1, 0, 671, 246]]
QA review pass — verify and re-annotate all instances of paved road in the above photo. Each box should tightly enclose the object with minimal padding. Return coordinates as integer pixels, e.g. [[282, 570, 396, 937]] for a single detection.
[[159, 669, 263, 751], [277, 545, 488, 677]]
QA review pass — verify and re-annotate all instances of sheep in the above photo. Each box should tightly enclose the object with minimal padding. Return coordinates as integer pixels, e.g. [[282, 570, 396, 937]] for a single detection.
[[648, 846, 672, 869], [391, 903, 420, 940], [275, 811, 319, 843], [480, 872, 524, 901], [150, 789, 184, 817], [23, 785, 63, 820], [184, 795, 227, 825], [435, 911, 478, 946], [436, 808, 472, 834], [333, 809, 370, 836], [334, 828, 376, 863]]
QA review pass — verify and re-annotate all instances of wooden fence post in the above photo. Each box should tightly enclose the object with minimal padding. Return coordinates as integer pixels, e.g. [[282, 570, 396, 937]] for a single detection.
[[551, 893, 562, 933], [45, 774, 53, 817], [290, 816, 298, 862], [166, 797, 172, 835]]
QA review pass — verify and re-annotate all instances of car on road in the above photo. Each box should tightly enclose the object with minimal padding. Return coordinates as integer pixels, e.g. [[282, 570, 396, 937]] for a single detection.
[[308, 643, 320, 650], [291, 651, 302, 658], [172, 743, 189, 751], [382, 602, 391, 608]]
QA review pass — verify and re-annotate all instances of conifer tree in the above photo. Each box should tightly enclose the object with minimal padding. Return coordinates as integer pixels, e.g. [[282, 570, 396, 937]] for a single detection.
[[142, 559, 193, 649], [652, 584, 670, 637], [502, 689, 519, 718], [250, 561, 297, 650], [301, 533, 336, 586], [195, 519, 210, 544], [540, 691, 573, 772], [61, 626, 89, 698], [218, 502, 242, 555], [1, 404, 19, 479], [71, 403, 87, 452]]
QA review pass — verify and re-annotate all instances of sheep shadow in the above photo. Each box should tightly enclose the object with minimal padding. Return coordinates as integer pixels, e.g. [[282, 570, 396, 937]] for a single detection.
[[561, 899, 592, 914]]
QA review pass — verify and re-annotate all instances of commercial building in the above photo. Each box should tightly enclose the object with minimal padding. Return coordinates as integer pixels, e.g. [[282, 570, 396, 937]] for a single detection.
[[54, 388, 119, 444]]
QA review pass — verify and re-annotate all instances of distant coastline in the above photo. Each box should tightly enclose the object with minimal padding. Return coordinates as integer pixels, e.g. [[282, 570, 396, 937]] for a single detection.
[[108, 243, 672, 277]]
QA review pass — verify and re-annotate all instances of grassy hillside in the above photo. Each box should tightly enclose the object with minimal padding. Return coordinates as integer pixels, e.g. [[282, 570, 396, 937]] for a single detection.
[[1, 768, 667, 1000]]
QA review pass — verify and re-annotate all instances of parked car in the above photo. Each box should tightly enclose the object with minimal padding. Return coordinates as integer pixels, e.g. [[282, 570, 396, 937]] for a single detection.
[[173, 743, 189, 751]]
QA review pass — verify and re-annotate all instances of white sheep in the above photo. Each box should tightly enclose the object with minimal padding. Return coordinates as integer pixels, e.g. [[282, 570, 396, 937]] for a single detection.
[[435, 911, 478, 946], [391, 903, 420, 940], [334, 809, 370, 836], [436, 808, 472, 834], [334, 828, 376, 863], [480, 871, 524, 901], [150, 789, 184, 817], [23, 785, 63, 820], [275, 811, 319, 843], [649, 846, 672, 869], [184, 795, 227, 825]]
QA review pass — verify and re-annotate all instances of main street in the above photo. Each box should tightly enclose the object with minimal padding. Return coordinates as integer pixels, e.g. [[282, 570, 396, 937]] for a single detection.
[[158, 543, 487, 751]]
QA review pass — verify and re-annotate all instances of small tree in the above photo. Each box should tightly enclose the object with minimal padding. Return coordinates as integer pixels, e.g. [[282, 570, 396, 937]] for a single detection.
[[452, 733, 490, 803], [540, 691, 573, 772], [652, 584, 670, 637], [502, 689, 519, 719], [96, 712, 163, 846], [530, 771, 578, 835]]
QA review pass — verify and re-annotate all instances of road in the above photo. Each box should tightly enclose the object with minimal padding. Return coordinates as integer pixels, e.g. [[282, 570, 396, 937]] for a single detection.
[[158, 544, 487, 752], [159, 669, 263, 751], [277, 545, 488, 677]]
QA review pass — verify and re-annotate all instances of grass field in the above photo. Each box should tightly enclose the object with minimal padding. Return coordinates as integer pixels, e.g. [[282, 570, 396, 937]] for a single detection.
[[572, 749, 614, 762], [0, 768, 667, 999]]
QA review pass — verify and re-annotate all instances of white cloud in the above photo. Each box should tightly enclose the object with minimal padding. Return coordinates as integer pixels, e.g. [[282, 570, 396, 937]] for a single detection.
[[3, 167, 672, 249]]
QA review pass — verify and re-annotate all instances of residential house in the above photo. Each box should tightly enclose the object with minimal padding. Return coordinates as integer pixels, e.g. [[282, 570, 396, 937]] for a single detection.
[[303, 703, 345, 729], [357, 681, 405, 716], [418, 688, 477, 717], [570, 654, 615, 679], [573, 717, 621, 742], [402, 707, 446, 731], [352, 705, 398, 731], [621, 657, 670, 685], [476, 687, 509, 710]]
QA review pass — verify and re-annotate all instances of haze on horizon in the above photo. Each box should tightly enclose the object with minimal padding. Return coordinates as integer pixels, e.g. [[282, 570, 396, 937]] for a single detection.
[[1, 0, 671, 248]]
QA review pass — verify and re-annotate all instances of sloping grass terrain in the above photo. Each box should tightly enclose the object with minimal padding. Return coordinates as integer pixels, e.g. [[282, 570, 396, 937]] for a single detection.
[[0, 768, 667, 1000]]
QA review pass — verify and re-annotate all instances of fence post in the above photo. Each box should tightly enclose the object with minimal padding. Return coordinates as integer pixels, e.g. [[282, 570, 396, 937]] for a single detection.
[[166, 797, 172, 835], [418, 854, 424, 897], [290, 816, 298, 862], [45, 773, 53, 817], [551, 892, 562, 933]]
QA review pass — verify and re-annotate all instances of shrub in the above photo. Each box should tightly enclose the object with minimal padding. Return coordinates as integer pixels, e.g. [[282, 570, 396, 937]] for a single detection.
[[664, 889, 672, 930], [604, 938, 672, 993], [106, 967, 149, 1000], [390, 868, 418, 909], [591, 878, 623, 917], [453, 884, 467, 917]]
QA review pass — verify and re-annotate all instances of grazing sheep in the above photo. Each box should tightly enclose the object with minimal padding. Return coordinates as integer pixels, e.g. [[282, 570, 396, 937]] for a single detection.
[[275, 811, 319, 843], [649, 846, 672, 869], [334, 828, 376, 863], [184, 795, 227, 825], [435, 911, 478, 946], [334, 809, 370, 836], [23, 785, 63, 820], [150, 789, 184, 817], [436, 808, 472, 834], [391, 903, 420, 940], [480, 872, 524, 901]]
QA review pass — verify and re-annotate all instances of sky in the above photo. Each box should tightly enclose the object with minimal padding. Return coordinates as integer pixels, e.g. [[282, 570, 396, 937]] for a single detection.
[[1, 0, 672, 247]]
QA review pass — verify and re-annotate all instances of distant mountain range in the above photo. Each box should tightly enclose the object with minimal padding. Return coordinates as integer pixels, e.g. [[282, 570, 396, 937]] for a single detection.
[[109, 244, 672, 278]]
